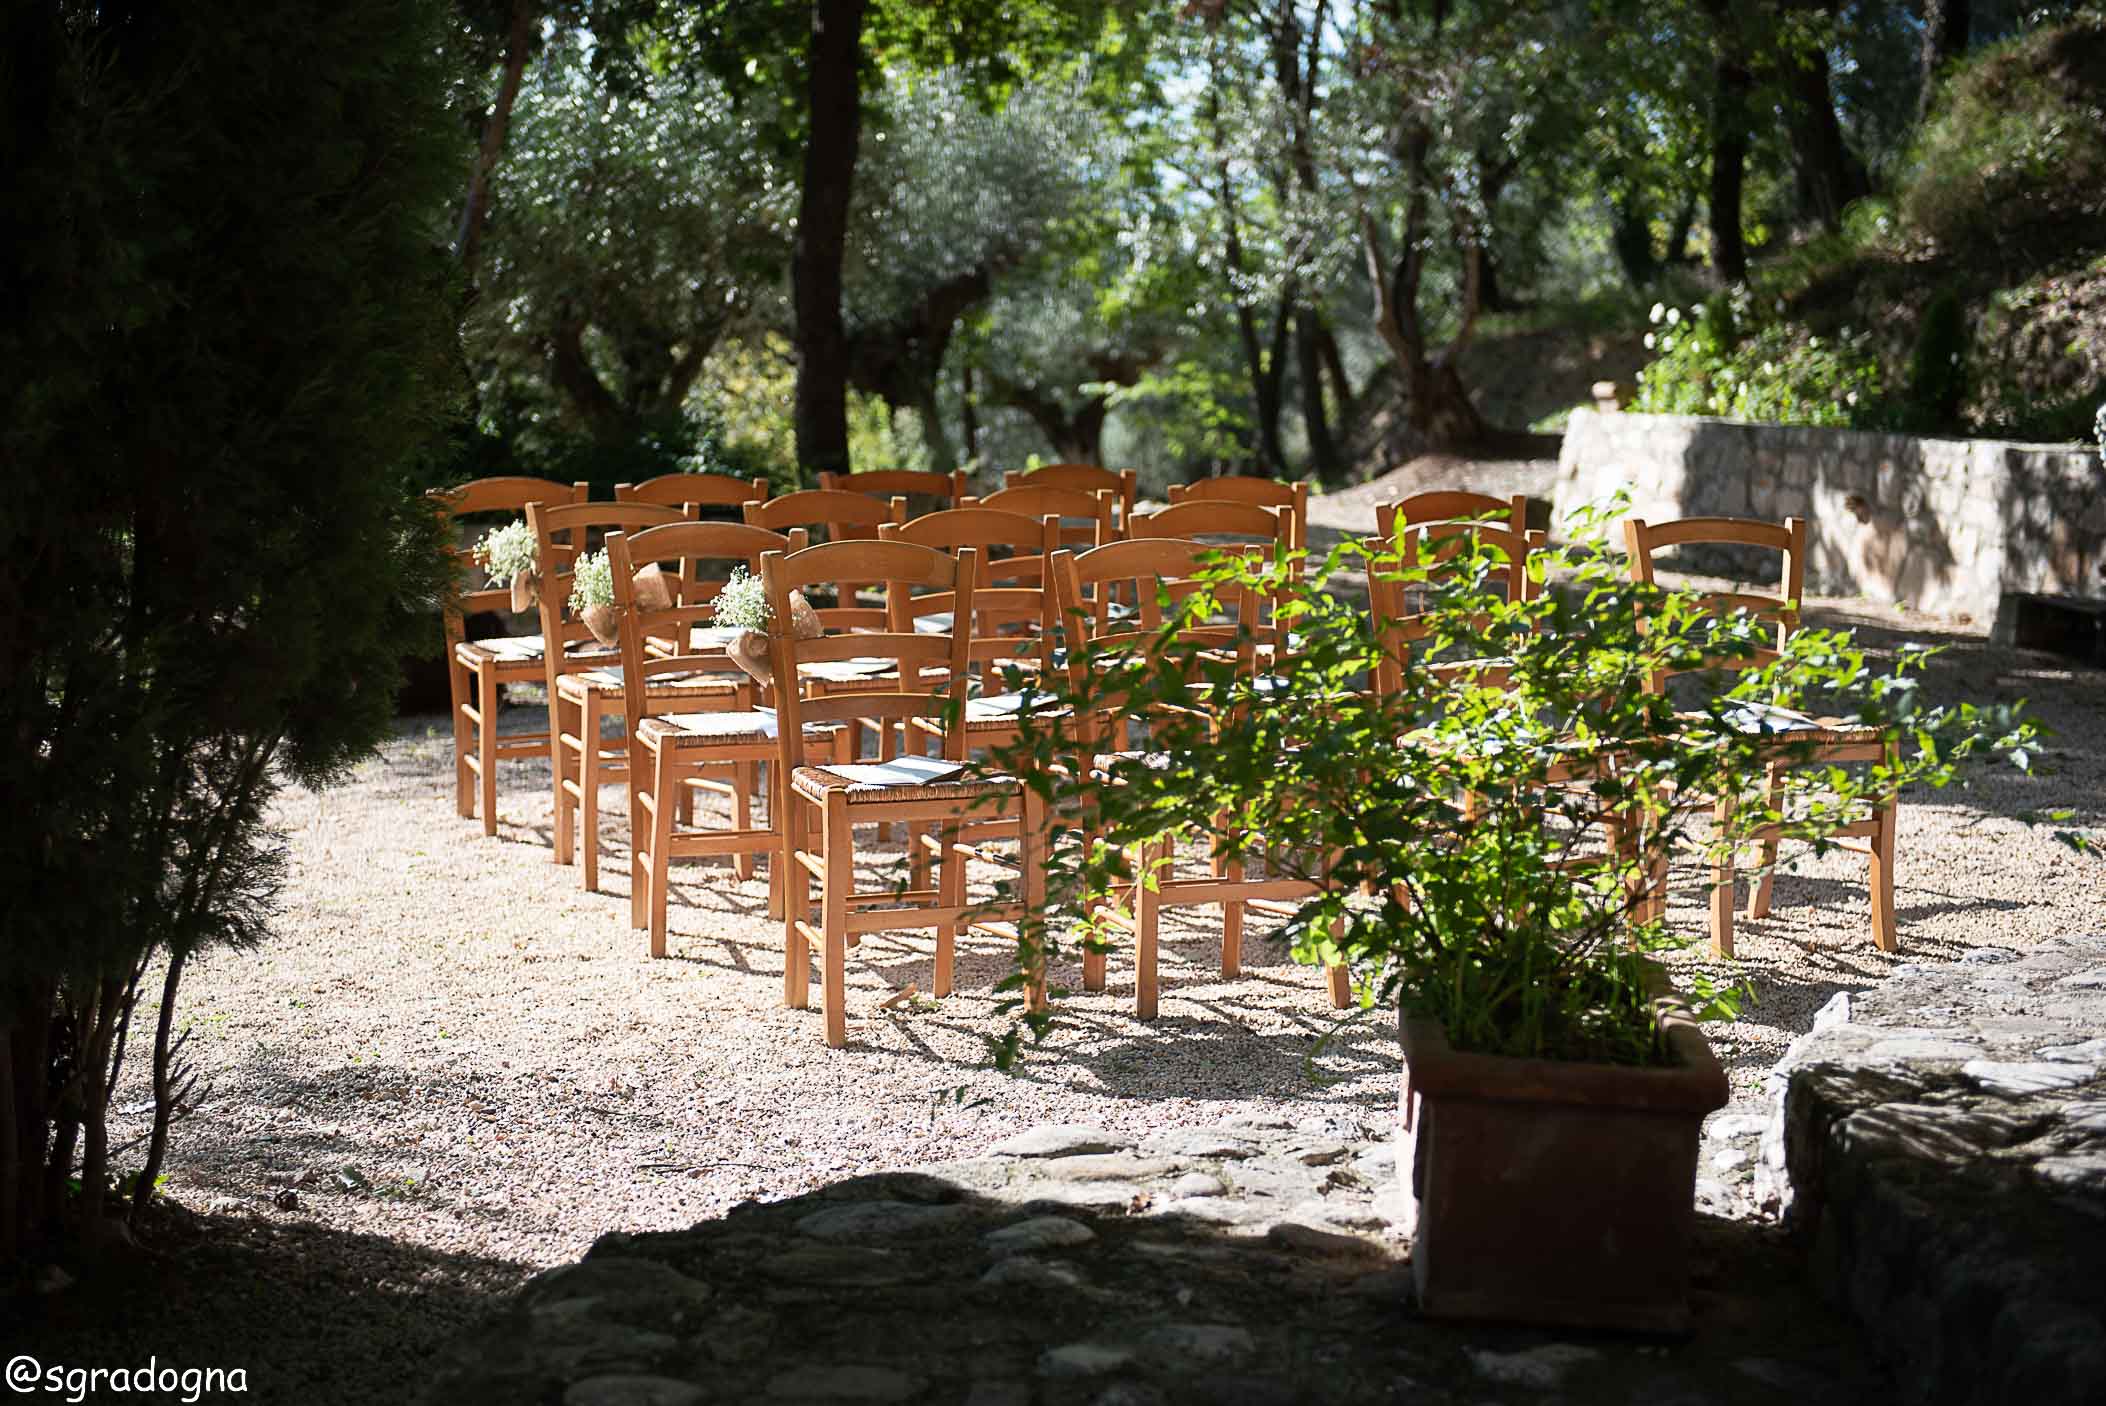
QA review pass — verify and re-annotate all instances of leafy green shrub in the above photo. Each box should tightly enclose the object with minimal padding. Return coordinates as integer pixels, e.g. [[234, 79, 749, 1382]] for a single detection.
[[973, 516, 2034, 1068], [1906, 285, 1971, 425], [1899, 15, 2106, 273], [1632, 292, 1891, 428]]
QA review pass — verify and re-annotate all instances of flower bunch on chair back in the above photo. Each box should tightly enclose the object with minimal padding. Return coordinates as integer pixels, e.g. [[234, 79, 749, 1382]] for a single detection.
[[473, 521, 539, 584], [709, 566, 771, 633], [976, 511, 2036, 1069], [567, 549, 615, 614]]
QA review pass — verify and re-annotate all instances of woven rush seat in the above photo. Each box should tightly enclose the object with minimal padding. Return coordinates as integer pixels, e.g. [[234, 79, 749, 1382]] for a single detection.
[[1698, 701, 1884, 746], [455, 633, 615, 667], [558, 666, 742, 702], [789, 754, 1015, 806], [1091, 749, 1173, 776], [956, 690, 1071, 730], [638, 710, 837, 748]]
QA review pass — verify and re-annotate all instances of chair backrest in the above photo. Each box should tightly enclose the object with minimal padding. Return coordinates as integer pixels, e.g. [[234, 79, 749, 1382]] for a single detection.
[[1375, 491, 1528, 544], [605, 521, 801, 736], [968, 483, 1116, 551], [1624, 515, 1805, 676], [1050, 539, 1262, 746], [744, 490, 907, 629], [615, 472, 769, 512], [1167, 476, 1311, 552], [1004, 462, 1137, 532], [1365, 521, 1545, 698], [1129, 498, 1288, 550], [427, 476, 588, 644], [882, 506, 1062, 674], [818, 468, 967, 510], [763, 540, 980, 769], [525, 500, 694, 700]]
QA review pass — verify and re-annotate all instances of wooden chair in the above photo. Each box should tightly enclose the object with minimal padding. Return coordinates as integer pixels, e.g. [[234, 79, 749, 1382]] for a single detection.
[[1624, 515, 1898, 955], [1375, 491, 1528, 544], [967, 483, 1115, 554], [765, 540, 1048, 1047], [744, 490, 907, 632], [615, 473, 769, 513], [881, 506, 1065, 914], [1131, 499, 1297, 649], [1168, 475, 1311, 553], [1003, 462, 1137, 536], [818, 468, 967, 511], [1050, 538, 1349, 1018], [606, 522, 834, 954], [431, 476, 589, 836], [527, 500, 728, 882], [1366, 518, 1545, 698]]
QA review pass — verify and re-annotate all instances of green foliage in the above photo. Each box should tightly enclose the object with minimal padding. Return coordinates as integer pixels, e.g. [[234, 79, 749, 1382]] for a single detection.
[[972, 514, 2033, 1068], [0, 0, 462, 1246], [1899, 14, 2106, 273], [1632, 293, 1890, 428], [1906, 286, 1971, 424]]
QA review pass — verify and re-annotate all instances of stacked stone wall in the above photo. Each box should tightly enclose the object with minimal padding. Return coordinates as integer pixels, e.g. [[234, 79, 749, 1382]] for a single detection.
[[1553, 409, 2104, 629]]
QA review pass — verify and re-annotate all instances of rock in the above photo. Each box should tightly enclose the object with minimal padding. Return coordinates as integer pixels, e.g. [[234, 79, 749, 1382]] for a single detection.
[[1044, 1154, 1175, 1183], [962, 1385, 1030, 1406], [1138, 1323, 1256, 1367], [272, 1188, 300, 1211], [1466, 1344, 1601, 1389], [1088, 1386, 1167, 1406], [1038, 1343, 1134, 1378], [990, 1125, 1130, 1158], [1961, 1060, 2099, 1097], [795, 1201, 974, 1241], [1143, 1131, 1260, 1160], [1288, 1141, 1348, 1167], [1149, 1197, 1267, 1227], [2039, 1038, 2106, 1063], [1021, 1183, 1145, 1213], [983, 1216, 1096, 1254], [1865, 1037, 1985, 1061], [761, 1245, 921, 1288], [2055, 969, 2106, 989], [980, 1257, 1086, 1291], [765, 1365, 924, 1401], [1264, 1222, 1382, 1258], [1713, 1148, 1751, 1173], [1708, 1114, 1767, 1140], [2035, 1154, 2106, 1190], [1168, 1172, 1225, 1199], [1959, 947, 2021, 964], [564, 1376, 708, 1406]]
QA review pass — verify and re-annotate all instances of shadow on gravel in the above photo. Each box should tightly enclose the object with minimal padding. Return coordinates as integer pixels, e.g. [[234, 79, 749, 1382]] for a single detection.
[[9, 1203, 532, 1406]]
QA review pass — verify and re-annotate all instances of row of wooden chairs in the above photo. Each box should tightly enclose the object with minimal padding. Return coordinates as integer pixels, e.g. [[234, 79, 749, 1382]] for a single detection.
[[430, 471, 1899, 1046]]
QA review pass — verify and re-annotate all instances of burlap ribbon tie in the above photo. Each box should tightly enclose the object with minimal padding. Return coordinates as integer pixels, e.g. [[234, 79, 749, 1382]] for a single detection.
[[508, 567, 540, 613], [730, 590, 822, 688]]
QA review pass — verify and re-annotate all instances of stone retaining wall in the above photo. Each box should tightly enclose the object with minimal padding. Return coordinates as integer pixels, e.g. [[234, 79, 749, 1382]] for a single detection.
[[1552, 409, 2105, 630]]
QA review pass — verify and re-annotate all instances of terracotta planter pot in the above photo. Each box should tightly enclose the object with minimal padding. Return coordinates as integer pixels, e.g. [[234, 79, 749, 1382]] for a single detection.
[[1398, 992, 1728, 1334]]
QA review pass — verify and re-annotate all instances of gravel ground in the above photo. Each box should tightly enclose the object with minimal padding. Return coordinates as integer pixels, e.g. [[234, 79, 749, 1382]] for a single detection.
[[21, 556, 2103, 1402]]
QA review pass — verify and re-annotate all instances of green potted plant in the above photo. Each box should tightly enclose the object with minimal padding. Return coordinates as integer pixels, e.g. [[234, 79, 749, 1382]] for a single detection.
[[976, 511, 2034, 1332]]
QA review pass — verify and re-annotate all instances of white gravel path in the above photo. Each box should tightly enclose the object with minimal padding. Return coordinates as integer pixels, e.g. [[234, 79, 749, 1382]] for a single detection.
[[122, 594, 2103, 1287]]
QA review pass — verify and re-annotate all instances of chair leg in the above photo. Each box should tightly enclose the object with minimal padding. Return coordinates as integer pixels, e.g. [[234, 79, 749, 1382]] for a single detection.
[[934, 819, 960, 999], [733, 760, 755, 880], [822, 793, 852, 1048], [476, 658, 500, 836], [579, 694, 602, 892], [1217, 819, 1244, 978], [449, 650, 474, 818], [648, 744, 678, 959], [630, 741, 652, 932], [1022, 790, 1049, 1014], [551, 688, 573, 866], [1870, 787, 1899, 954], [1135, 837, 1162, 1020], [1710, 792, 1737, 959], [1749, 761, 1785, 918], [765, 762, 785, 924], [783, 794, 811, 1010]]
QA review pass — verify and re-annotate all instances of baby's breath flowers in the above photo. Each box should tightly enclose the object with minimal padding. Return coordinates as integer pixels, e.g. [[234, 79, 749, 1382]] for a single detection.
[[568, 549, 614, 614], [472, 521, 538, 584], [710, 566, 772, 633]]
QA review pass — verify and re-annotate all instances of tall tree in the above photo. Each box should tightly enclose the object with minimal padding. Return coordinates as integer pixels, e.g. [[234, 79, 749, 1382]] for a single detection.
[[1918, 0, 1971, 118], [1, 0, 459, 1253], [1698, 0, 1754, 282], [792, 0, 870, 481]]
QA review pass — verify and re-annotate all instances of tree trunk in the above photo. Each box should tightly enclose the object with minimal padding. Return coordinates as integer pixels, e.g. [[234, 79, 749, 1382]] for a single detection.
[[960, 361, 979, 467], [1296, 306, 1340, 481], [1707, 53, 1753, 282], [1782, 3, 1870, 230], [455, 0, 535, 279], [1609, 187, 1660, 287], [909, 375, 955, 475], [1668, 188, 1700, 264], [1316, 322, 1352, 417], [1919, 0, 1970, 119], [791, 0, 868, 486]]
